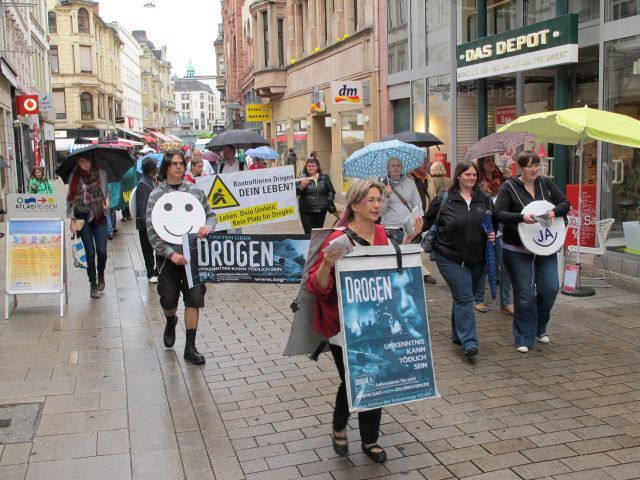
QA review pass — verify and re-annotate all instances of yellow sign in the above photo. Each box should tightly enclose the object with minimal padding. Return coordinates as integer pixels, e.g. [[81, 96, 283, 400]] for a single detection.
[[246, 103, 272, 122], [216, 202, 295, 228], [207, 176, 240, 210]]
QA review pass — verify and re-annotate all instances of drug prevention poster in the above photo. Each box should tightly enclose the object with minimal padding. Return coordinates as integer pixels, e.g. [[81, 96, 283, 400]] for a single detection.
[[336, 248, 437, 412]]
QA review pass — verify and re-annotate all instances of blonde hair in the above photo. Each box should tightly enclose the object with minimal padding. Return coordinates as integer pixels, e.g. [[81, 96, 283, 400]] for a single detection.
[[430, 161, 446, 176], [387, 156, 402, 169], [336, 179, 385, 227]]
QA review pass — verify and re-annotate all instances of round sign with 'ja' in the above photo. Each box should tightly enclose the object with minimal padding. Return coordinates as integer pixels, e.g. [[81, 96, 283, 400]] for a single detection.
[[517, 200, 566, 256], [151, 191, 206, 245]]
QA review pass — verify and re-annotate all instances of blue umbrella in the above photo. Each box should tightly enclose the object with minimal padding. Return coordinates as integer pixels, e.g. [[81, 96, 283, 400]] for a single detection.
[[482, 213, 497, 301], [136, 153, 163, 173], [246, 146, 279, 160], [343, 140, 427, 179]]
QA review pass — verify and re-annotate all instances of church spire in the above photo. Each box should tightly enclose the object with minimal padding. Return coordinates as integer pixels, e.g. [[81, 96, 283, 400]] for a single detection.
[[186, 59, 195, 77]]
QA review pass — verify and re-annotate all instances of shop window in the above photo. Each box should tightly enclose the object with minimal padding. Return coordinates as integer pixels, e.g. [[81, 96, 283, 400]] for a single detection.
[[606, 0, 638, 21], [77, 7, 90, 34], [48, 11, 56, 34], [80, 92, 93, 120], [428, 75, 451, 164], [50, 46, 59, 74], [293, 119, 308, 175], [341, 112, 365, 192], [275, 122, 289, 164], [411, 79, 427, 133]]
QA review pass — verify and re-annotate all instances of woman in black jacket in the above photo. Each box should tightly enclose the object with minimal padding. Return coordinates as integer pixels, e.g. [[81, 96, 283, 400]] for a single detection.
[[135, 158, 159, 283], [296, 158, 336, 234], [425, 160, 495, 358], [494, 151, 570, 353]]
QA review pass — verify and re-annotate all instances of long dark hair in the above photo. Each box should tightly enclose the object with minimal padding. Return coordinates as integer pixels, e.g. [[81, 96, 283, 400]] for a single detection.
[[450, 160, 481, 195], [159, 149, 186, 180], [31, 166, 49, 182], [303, 158, 322, 176], [477, 156, 505, 183]]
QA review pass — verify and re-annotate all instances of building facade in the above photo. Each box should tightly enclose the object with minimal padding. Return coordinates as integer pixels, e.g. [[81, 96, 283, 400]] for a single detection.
[[221, 0, 247, 129], [173, 76, 218, 132], [111, 22, 143, 135], [384, 0, 640, 242], [48, 0, 123, 140], [132, 30, 176, 135]]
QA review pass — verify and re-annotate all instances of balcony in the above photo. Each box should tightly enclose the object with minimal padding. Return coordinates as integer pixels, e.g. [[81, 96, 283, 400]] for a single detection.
[[253, 68, 287, 98]]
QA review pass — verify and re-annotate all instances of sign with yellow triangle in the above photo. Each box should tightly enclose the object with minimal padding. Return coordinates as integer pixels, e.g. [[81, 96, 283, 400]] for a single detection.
[[207, 176, 240, 210]]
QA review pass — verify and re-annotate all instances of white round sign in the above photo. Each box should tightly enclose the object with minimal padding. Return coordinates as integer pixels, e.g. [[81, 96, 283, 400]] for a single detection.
[[23, 97, 38, 112], [517, 200, 566, 256], [151, 191, 206, 245], [128, 187, 137, 219]]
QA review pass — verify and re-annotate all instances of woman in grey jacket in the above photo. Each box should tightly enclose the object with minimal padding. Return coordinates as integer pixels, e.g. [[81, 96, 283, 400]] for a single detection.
[[381, 157, 423, 241]]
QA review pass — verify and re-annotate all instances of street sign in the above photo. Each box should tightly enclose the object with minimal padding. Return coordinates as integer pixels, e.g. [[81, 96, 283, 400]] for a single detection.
[[246, 104, 271, 122], [39, 93, 55, 111]]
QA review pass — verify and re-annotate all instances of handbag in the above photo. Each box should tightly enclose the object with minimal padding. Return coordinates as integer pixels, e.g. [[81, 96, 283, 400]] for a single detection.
[[421, 191, 448, 253], [71, 235, 88, 270]]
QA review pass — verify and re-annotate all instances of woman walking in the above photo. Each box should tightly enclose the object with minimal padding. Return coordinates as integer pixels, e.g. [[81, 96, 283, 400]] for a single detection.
[[495, 151, 570, 353], [296, 158, 336, 234], [66, 155, 109, 299], [474, 156, 514, 315], [308, 179, 423, 463], [424, 160, 495, 358], [430, 161, 451, 194], [381, 157, 423, 242], [28, 166, 55, 193], [135, 157, 159, 283]]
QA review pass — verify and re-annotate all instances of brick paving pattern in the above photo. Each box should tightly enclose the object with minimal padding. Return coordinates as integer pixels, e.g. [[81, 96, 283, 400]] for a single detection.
[[0, 216, 639, 479]]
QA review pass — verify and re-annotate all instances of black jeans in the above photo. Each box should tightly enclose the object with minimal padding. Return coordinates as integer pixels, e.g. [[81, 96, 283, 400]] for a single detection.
[[330, 344, 382, 444], [300, 211, 327, 234], [138, 229, 157, 277]]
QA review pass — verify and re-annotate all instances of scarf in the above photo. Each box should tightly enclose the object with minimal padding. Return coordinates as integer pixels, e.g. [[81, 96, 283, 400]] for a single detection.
[[480, 169, 504, 197], [67, 167, 105, 223]]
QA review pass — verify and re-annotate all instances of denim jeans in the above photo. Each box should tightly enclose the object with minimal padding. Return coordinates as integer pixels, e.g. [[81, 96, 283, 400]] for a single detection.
[[434, 252, 483, 349], [106, 209, 116, 235], [474, 236, 512, 307], [79, 220, 108, 284], [503, 250, 559, 348]]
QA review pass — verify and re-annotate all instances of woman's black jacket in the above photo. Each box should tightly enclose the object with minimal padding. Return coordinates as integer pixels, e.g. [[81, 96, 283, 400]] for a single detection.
[[494, 176, 571, 247], [296, 175, 336, 213], [424, 188, 494, 265]]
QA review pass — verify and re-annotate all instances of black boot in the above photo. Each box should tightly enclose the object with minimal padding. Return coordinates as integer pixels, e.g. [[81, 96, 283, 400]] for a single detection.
[[184, 329, 205, 365], [163, 315, 178, 348]]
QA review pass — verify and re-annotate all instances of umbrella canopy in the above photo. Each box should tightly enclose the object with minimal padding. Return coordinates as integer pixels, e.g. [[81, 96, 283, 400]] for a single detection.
[[497, 106, 640, 147], [202, 150, 221, 164], [482, 213, 497, 301], [380, 131, 443, 148], [206, 129, 269, 151], [56, 145, 136, 183], [463, 131, 536, 163], [343, 140, 427, 179], [136, 153, 164, 173], [245, 146, 279, 160]]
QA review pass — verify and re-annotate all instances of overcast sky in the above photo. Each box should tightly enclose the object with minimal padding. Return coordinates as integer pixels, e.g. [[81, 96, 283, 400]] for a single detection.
[[100, 0, 222, 77]]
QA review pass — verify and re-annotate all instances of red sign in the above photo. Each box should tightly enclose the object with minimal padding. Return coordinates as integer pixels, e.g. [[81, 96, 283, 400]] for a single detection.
[[16, 95, 40, 115], [565, 184, 597, 248], [33, 123, 41, 168], [495, 106, 516, 128]]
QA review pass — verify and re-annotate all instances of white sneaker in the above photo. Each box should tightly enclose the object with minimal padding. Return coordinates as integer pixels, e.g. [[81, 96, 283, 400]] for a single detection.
[[148, 276, 158, 284], [516, 346, 529, 353], [537, 335, 550, 344]]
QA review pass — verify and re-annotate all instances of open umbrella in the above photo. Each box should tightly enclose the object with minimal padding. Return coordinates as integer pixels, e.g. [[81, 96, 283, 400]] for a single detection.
[[463, 131, 536, 163], [482, 213, 497, 302], [245, 146, 279, 160], [343, 140, 427, 179], [202, 150, 221, 164], [205, 129, 269, 151], [56, 145, 136, 183], [499, 106, 640, 296], [381, 131, 443, 148], [136, 153, 164, 174]]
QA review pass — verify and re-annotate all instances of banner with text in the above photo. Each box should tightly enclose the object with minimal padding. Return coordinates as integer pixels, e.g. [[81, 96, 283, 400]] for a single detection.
[[565, 184, 597, 248], [336, 249, 437, 412], [183, 233, 310, 287], [195, 166, 298, 230]]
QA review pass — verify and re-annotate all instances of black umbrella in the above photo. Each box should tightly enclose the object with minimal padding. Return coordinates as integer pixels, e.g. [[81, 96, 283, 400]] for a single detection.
[[56, 145, 136, 183], [206, 129, 270, 151], [463, 131, 536, 163], [381, 131, 443, 148]]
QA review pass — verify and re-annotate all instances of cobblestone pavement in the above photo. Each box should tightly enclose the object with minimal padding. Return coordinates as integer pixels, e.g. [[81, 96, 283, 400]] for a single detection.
[[1, 216, 639, 480]]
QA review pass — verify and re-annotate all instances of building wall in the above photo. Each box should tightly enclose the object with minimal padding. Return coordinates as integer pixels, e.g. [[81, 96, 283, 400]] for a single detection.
[[112, 23, 143, 132]]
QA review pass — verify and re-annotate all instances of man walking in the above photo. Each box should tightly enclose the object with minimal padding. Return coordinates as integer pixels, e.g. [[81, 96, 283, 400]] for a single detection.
[[146, 149, 216, 365]]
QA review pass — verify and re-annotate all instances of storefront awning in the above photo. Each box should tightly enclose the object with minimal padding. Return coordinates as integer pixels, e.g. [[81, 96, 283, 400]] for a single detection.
[[145, 129, 174, 143], [167, 134, 183, 142], [142, 135, 155, 143], [117, 127, 143, 139]]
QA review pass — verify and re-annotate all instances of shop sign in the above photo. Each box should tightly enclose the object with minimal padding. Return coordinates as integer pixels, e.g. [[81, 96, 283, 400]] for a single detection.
[[39, 93, 54, 111], [7, 194, 66, 220], [565, 184, 597, 249], [42, 122, 55, 141], [246, 103, 272, 122], [456, 14, 578, 82], [16, 95, 40, 115], [310, 86, 325, 114], [331, 81, 363, 106]]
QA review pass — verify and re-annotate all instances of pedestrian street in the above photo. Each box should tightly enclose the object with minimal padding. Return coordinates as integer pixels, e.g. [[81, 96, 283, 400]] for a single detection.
[[0, 217, 639, 480]]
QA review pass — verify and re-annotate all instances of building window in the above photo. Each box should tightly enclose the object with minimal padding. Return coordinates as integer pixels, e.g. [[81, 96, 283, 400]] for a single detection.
[[200, 102, 204, 109], [606, 0, 638, 20], [79, 45, 92, 73], [53, 89, 66, 120], [387, 0, 408, 74], [80, 92, 93, 120], [50, 46, 59, 74], [98, 93, 105, 119], [262, 10, 269, 66], [108, 96, 113, 121], [200, 93, 205, 100], [48, 11, 57, 34], [277, 18, 284, 67], [77, 7, 90, 34]]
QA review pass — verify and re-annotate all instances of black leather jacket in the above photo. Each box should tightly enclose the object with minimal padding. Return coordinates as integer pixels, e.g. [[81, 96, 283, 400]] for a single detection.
[[296, 175, 336, 213]]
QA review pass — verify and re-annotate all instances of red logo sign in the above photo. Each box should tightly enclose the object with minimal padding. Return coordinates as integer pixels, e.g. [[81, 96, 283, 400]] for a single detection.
[[565, 184, 597, 248], [16, 95, 40, 115]]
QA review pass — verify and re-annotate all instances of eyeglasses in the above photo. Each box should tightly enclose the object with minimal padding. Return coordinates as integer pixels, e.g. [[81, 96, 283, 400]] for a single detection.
[[170, 161, 185, 167]]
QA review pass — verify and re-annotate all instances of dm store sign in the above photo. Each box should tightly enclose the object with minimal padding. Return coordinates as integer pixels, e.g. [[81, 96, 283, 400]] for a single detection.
[[331, 81, 363, 106]]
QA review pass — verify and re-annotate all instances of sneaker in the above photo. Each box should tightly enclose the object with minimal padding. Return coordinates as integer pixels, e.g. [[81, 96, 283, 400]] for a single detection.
[[90, 283, 100, 298], [537, 335, 550, 344], [516, 346, 529, 353], [148, 276, 158, 284], [423, 275, 436, 285], [500, 305, 514, 315], [475, 303, 489, 313], [463, 346, 478, 357]]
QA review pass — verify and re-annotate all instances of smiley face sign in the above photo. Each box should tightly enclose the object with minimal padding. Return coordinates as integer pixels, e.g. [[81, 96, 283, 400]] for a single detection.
[[518, 200, 566, 256], [151, 191, 206, 244]]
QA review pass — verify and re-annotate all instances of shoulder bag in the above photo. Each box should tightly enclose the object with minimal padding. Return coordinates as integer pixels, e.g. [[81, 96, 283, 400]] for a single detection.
[[421, 191, 448, 253]]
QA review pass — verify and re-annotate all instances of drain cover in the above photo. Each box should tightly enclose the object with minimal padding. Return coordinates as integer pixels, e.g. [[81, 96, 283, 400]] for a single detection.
[[0, 403, 43, 444]]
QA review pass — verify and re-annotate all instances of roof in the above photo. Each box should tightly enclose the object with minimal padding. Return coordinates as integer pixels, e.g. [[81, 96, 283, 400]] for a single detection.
[[173, 78, 214, 94]]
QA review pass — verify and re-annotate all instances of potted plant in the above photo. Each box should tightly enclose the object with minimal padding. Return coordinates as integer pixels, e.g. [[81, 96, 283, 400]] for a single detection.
[[620, 161, 640, 252]]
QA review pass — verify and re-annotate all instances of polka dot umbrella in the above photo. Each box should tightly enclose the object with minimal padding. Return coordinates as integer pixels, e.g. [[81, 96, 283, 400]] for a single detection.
[[343, 139, 427, 180]]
